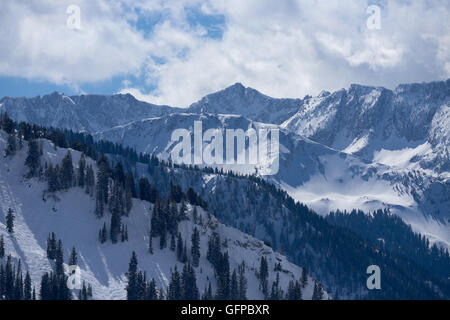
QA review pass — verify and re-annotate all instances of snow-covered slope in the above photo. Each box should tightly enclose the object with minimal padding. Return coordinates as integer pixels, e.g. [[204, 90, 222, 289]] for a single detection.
[[0, 132, 323, 300]]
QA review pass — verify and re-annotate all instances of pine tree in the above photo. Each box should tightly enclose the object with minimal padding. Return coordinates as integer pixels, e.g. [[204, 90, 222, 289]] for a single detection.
[[55, 240, 64, 276], [230, 269, 239, 300], [301, 267, 308, 288], [14, 260, 23, 300], [0, 235, 5, 259], [181, 262, 199, 300], [126, 251, 139, 300], [216, 252, 230, 300], [5, 133, 16, 157], [25, 140, 40, 177], [238, 261, 248, 300], [60, 151, 74, 189], [6, 208, 14, 233], [168, 266, 182, 300], [176, 233, 183, 262], [259, 256, 269, 297], [77, 153, 86, 188], [46, 164, 59, 192], [46, 232, 57, 259], [85, 165, 95, 196], [287, 279, 302, 300], [170, 233, 176, 251], [146, 278, 158, 300], [110, 183, 122, 243], [191, 227, 200, 267], [68, 246, 77, 266], [24, 271, 32, 300], [5, 255, 14, 299], [148, 233, 153, 254], [312, 281, 324, 300], [95, 162, 109, 217], [270, 272, 281, 300], [202, 282, 213, 300], [79, 281, 88, 300], [99, 223, 107, 243]]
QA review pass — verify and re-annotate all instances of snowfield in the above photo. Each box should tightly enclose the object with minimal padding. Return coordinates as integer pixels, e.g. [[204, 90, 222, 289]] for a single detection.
[[0, 133, 324, 300]]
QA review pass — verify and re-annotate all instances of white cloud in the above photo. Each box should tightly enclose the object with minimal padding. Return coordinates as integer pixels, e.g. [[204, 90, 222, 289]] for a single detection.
[[0, 0, 151, 84], [123, 0, 450, 107], [1, 0, 449, 107]]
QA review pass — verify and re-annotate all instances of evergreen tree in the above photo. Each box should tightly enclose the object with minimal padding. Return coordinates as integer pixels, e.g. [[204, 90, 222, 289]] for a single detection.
[[68, 246, 77, 266], [176, 233, 183, 262], [95, 162, 109, 217], [99, 223, 107, 243], [24, 271, 32, 300], [46, 164, 59, 192], [270, 272, 281, 300], [25, 139, 40, 177], [170, 233, 176, 251], [230, 269, 239, 300], [181, 262, 199, 300], [55, 240, 64, 276], [110, 183, 122, 243], [85, 165, 95, 196], [168, 266, 182, 300], [5, 133, 16, 157], [77, 153, 86, 187], [238, 261, 248, 300], [206, 232, 221, 269], [312, 281, 324, 300], [202, 282, 213, 300], [148, 233, 153, 254], [126, 251, 139, 300], [79, 281, 89, 300], [46, 232, 57, 260], [14, 260, 23, 300], [125, 172, 136, 198], [259, 256, 269, 297], [286, 279, 302, 300], [60, 151, 74, 189], [216, 251, 230, 300], [301, 267, 308, 288], [191, 227, 200, 267], [0, 235, 5, 259], [6, 208, 14, 233]]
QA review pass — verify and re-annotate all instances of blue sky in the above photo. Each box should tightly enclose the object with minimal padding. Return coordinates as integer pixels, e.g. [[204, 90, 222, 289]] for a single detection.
[[0, 0, 448, 107]]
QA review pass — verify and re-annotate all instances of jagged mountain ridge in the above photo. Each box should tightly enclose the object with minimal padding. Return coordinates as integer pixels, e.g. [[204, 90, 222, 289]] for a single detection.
[[0, 92, 182, 133]]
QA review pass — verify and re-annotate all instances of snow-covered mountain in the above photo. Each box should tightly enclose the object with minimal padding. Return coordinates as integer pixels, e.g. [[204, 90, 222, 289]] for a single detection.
[[1, 79, 448, 248], [187, 83, 301, 125], [282, 80, 450, 175], [0, 131, 324, 300], [0, 92, 181, 133]]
